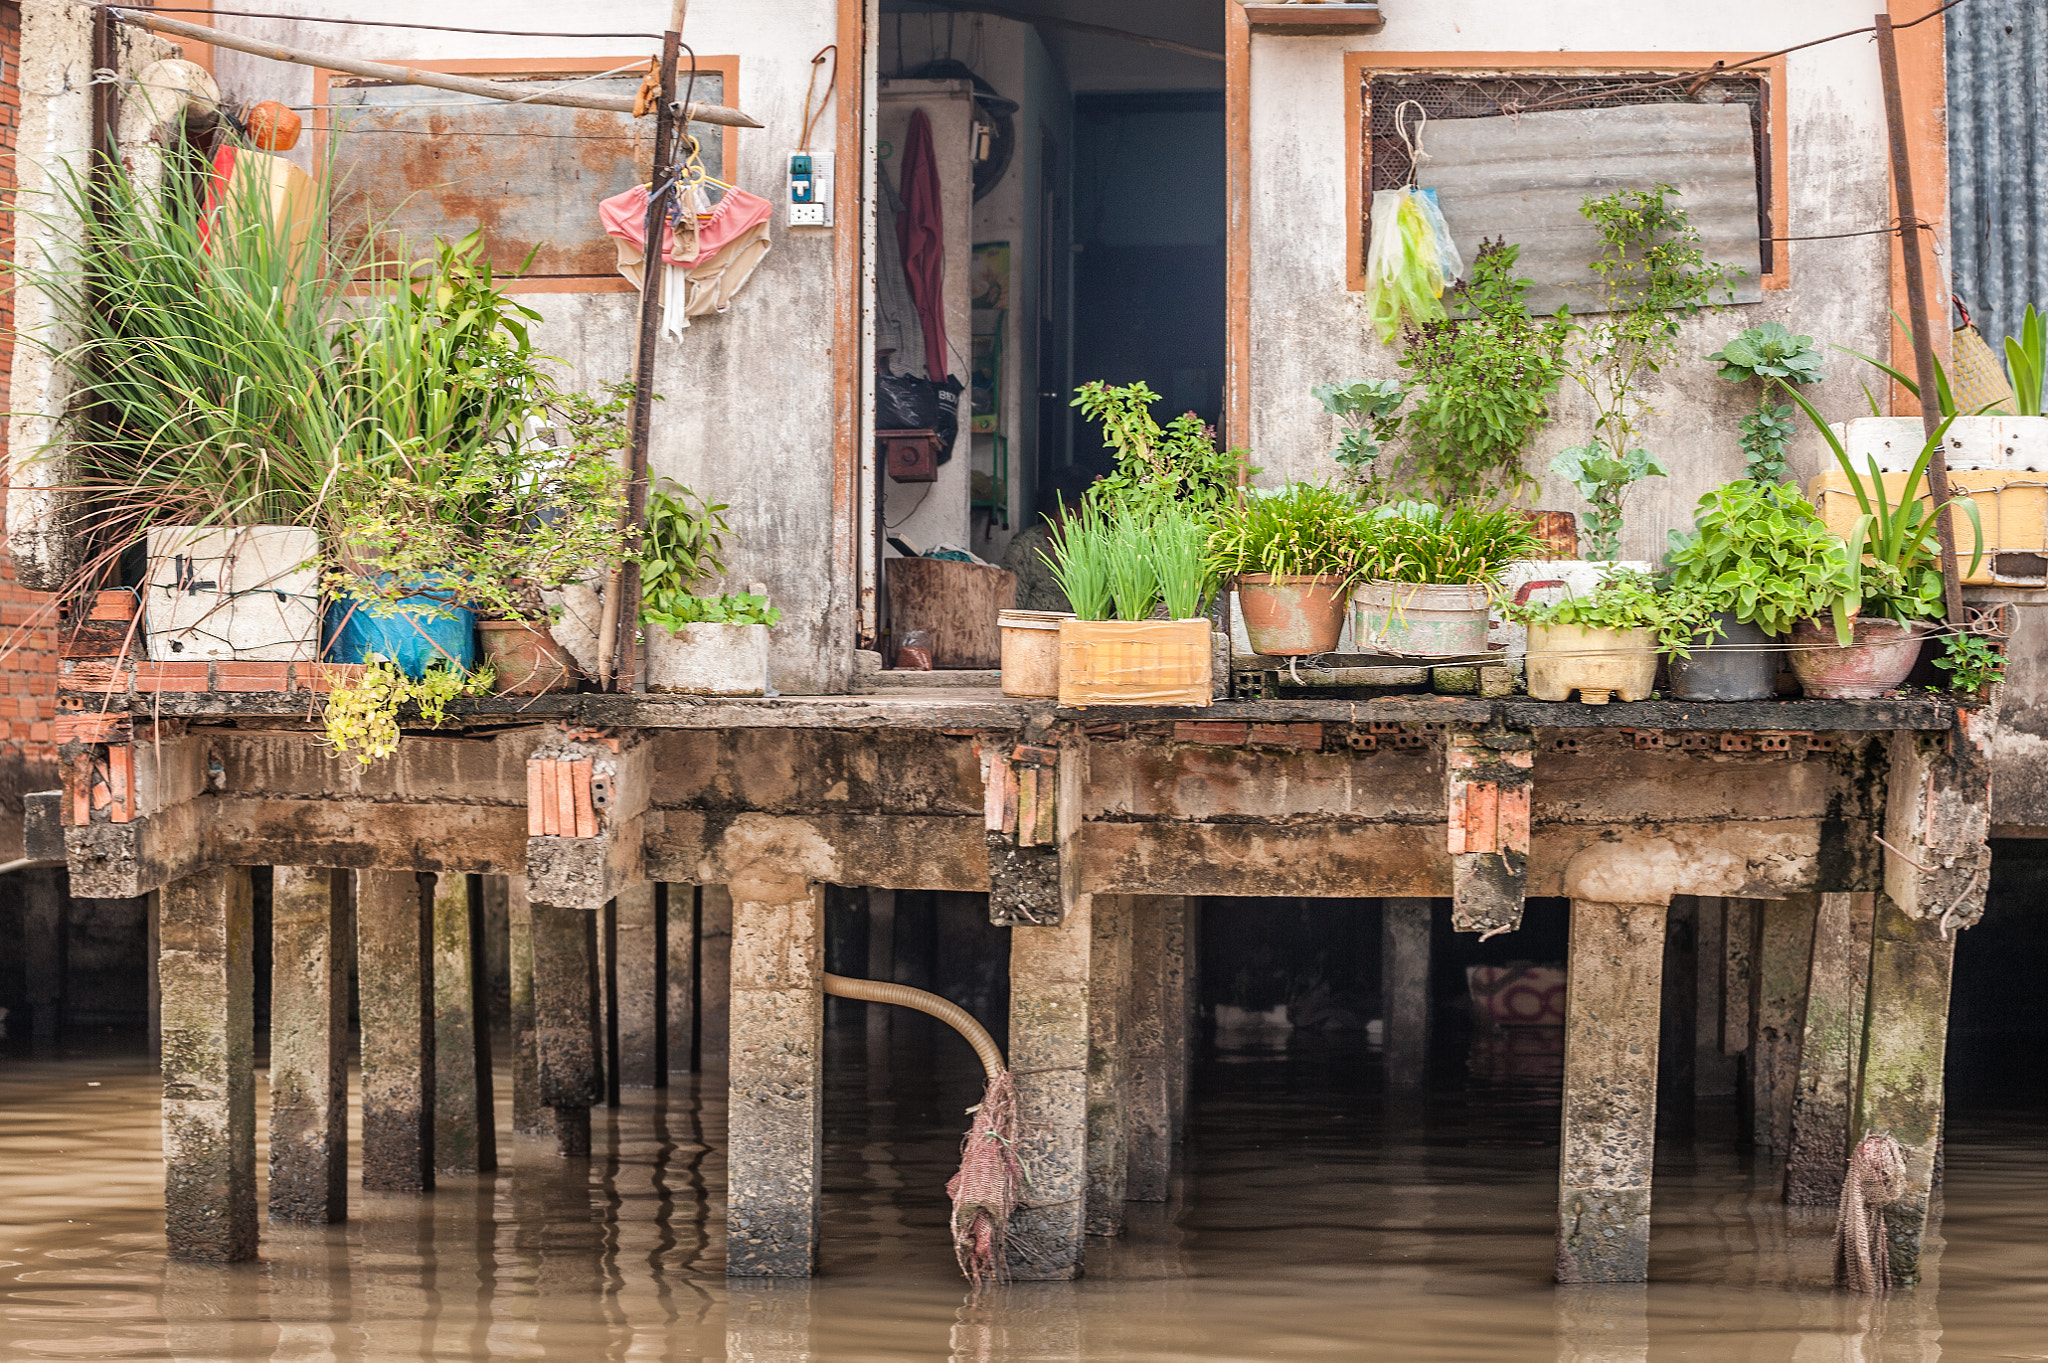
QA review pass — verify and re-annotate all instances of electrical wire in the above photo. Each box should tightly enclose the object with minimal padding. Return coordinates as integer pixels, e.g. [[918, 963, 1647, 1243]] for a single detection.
[[96, 5, 664, 40], [798, 44, 837, 153]]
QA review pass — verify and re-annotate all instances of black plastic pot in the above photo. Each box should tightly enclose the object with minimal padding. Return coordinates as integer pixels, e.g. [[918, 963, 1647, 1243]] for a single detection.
[[1668, 613, 1779, 701]]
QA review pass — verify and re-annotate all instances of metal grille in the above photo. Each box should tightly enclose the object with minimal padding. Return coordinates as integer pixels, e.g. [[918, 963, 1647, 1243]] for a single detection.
[[1363, 73, 1773, 273]]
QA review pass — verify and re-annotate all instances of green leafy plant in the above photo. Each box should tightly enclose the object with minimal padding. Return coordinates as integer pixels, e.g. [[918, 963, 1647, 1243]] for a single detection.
[[1102, 510, 1162, 622], [1072, 380, 1257, 514], [2002, 305, 2046, 416], [1662, 479, 1851, 640], [638, 478, 733, 625], [322, 656, 495, 766], [1505, 567, 1673, 633], [1707, 323, 1825, 481], [1204, 482, 1373, 586], [1044, 499, 1214, 621], [1043, 498, 1116, 622], [1395, 239, 1571, 502], [1151, 503, 1219, 621], [1932, 632, 2005, 695], [1312, 380, 1405, 492], [643, 592, 781, 631], [1366, 500, 1543, 586], [1557, 186, 1740, 558]]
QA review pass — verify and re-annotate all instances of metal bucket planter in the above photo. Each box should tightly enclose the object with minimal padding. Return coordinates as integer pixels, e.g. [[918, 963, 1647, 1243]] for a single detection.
[[1235, 574, 1348, 655], [1525, 623, 1657, 704], [1787, 617, 1929, 699], [645, 622, 771, 696], [476, 619, 578, 695], [1668, 613, 1781, 702], [1352, 581, 1491, 657]]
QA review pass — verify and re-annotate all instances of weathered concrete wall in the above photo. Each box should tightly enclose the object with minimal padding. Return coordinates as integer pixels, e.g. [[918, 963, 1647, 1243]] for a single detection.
[[1246, 3, 1903, 560]]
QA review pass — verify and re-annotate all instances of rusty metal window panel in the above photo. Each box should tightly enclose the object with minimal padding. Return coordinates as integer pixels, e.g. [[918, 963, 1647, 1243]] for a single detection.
[[326, 68, 727, 282], [1360, 72, 1773, 301]]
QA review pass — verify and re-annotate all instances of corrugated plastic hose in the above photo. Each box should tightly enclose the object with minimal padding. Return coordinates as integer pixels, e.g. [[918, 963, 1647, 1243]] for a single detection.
[[821, 972, 1020, 1285]]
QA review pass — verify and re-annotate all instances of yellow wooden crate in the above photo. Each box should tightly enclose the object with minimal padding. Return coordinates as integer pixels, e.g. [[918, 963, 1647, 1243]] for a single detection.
[[1806, 468, 2048, 587]]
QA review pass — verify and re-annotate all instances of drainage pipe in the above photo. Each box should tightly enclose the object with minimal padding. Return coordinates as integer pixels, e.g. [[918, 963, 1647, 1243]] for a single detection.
[[821, 972, 1004, 1080]]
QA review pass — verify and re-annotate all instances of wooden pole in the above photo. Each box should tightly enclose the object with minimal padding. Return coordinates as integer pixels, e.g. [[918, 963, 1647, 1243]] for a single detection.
[[1874, 12, 1963, 627]]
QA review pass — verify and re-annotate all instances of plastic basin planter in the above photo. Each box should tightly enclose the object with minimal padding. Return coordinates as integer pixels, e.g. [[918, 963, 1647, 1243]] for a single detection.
[[1352, 582, 1490, 657], [1236, 575, 1347, 656], [1525, 623, 1657, 705], [322, 582, 476, 677], [1787, 618, 1929, 699]]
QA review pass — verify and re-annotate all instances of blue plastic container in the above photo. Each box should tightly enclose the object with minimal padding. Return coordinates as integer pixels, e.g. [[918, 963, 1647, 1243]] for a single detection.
[[322, 579, 476, 677]]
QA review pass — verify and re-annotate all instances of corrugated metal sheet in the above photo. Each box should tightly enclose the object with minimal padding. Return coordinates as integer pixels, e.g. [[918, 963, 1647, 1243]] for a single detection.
[[1418, 102, 1763, 316], [1948, 0, 2048, 347]]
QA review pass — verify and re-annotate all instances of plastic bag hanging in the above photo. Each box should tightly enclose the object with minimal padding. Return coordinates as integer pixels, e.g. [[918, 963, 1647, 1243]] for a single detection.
[[1364, 102, 1463, 344]]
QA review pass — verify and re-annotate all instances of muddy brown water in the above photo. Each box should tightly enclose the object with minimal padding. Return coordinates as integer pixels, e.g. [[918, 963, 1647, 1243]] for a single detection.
[[3, 1027, 2045, 1361]]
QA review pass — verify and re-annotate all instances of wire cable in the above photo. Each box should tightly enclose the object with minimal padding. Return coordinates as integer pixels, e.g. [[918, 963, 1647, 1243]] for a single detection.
[[96, 5, 664, 40]]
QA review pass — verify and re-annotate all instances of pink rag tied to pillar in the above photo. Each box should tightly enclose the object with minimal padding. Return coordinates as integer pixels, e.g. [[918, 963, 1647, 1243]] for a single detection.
[[896, 108, 949, 381]]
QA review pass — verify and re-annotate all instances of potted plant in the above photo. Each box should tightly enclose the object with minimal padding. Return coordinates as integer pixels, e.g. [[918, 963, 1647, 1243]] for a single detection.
[[1508, 568, 1668, 705], [1205, 482, 1370, 655], [1658, 479, 1844, 700], [1705, 322, 1825, 483], [1049, 500, 1217, 707], [1352, 501, 1541, 657], [636, 481, 778, 695]]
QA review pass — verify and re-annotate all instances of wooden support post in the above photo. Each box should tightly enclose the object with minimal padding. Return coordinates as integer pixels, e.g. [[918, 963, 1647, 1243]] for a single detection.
[[1445, 728, 1532, 934], [1748, 895, 1818, 1153], [1086, 893, 1132, 1236], [699, 885, 734, 1067], [1786, 893, 1876, 1205], [356, 870, 434, 1192], [24, 866, 63, 1047], [431, 871, 494, 1175], [268, 866, 349, 1224], [1382, 898, 1433, 1089], [1127, 895, 1188, 1203], [1556, 899, 1667, 1285], [1853, 894, 1957, 1285], [615, 881, 664, 1087], [159, 865, 256, 1261], [1009, 891, 1095, 1279], [726, 874, 824, 1277], [532, 903, 603, 1157], [506, 876, 549, 1136], [668, 883, 699, 1076]]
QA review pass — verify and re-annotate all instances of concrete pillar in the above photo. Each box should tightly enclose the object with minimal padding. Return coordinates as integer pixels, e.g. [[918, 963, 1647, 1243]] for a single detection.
[[1177, 899, 1200, 1143], [600, 897, 619, 1106], [1852, 894, 1956, 1285], [1009, 893, 1094, 1280], [615, 881, 664, 1087], [1127, 896, 1188, 1203], [699, 885, 734, 1067], [1720, 897, 1756, 1056], [1748, 895, 1818, 1152], [24, 865, 63, 1048], [1692, 897, 1738, 1098], [1657, 897, 1697, 1135], [147, 889, 161, 1061], [356, 870, 434, 1192], [1556, 899, 1667, 1285], [726, 873, 824, 1277], [268, 866, 349, 1223], [1786, 893, 1876, 1206], [1086, 893, 1132, 1236], [480, 875, 512, 1035], [158, 864, 256, 1261], [864, 887, 895, 1056], [1382, 898, 1432, 1089], [431, 871, 494, 1175], [531, 902, 603, 1156], [667, 883, 698, 1075], [506, 877, 548, 1136]]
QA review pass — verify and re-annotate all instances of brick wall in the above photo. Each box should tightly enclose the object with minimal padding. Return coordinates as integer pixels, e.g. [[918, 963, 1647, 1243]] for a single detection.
[[0, 0, 63, 787]]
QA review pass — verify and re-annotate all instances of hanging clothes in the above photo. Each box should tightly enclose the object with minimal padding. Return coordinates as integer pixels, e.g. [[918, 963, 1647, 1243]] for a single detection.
[[896, 108, 950, 381], [875, 155, 922, 376], [598, 182, 773, 336]]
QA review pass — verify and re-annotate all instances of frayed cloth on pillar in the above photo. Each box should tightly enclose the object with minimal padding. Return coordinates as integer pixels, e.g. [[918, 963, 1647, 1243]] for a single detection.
[[946, 1068, 1023, 1287], [1835, 1132, 1907, 1293]]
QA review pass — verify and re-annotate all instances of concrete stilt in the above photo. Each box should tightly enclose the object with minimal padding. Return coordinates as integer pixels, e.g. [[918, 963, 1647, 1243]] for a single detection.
[[1382, 898, 1432, 1089], [1852, 894, 1956, 1285], [531, 902, 603, 1156], [615, 881, 664, 1087], [864, 887, 895, 1056], [1086, 893, 1132, 1236], [1720, 897, 1756, 1056], [1692, 897, 1737, 1098], [1127, 895, 1188, 1203], [24, 865, 63, 1047], [699, 884, 734, 1067], [1176, 899, 1199, 1144], [667, 884, 698, 1075], [1657, 897, 1697, 1135], [1748, 895, 1818, 1152], [268, 866, 349, 1223], [480, 875, 511, 1034], [1556, 899, 1667, 1285], [356, 870, 435, 1192], [159, 864, 256, 1261], [432, 871, 495, 1175], [506, 877, 549, 1136], [600, 897, 620, 1106], [725, 873, 824, 1277], [1009, 892, 1094, 1280], [147, 889, 161, 1061], [1786, 893, 1876, 1205]]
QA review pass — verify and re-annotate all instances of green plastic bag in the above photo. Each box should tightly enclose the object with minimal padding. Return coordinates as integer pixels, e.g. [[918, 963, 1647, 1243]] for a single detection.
[[1364, 187, 1462, 344]]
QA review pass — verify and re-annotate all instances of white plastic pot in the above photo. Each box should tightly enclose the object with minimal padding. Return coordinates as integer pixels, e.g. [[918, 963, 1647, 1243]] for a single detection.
[[644, 622, 770, 696]]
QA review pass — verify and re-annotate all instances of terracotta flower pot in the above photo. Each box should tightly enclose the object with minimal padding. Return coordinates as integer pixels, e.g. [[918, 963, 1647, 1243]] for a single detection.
[[1235, 574, 1347, 655], [476, 618, 577, 695], [1788, 617, 1929, 699]]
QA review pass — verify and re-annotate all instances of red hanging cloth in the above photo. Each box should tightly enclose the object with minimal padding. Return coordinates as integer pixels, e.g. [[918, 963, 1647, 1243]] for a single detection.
[[896, 108, 949, 381]]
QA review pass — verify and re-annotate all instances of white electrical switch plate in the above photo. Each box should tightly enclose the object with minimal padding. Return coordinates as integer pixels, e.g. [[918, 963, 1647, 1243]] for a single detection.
[[787, 149, 833, 227]]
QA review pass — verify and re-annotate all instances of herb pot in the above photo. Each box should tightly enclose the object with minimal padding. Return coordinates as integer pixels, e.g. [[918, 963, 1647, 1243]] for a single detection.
[[999, 609, 1071, 697], [322, 577, 476, 677], [1667, 613, 1780, 702], [1058, 618, 1212, 707], [1235, 574, 1347, 656], [476, 619, 577, 695], [644, 622, 770, 696], [1352, 581, 1491, 657], [1787, 617, 1929, 699], [1525, 623, 1657, 704]]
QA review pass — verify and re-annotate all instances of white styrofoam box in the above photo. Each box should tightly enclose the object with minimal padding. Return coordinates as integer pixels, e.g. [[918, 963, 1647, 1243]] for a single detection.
[[144, 525, 321, 662], [644, 621, 770, 695], [1491, 560, 1652, 657], [1828, 416, 2048, 473]]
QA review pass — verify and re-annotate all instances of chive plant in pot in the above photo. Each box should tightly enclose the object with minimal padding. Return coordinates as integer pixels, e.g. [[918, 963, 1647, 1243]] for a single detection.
[[1205, 482, 1370, 655], [1049, 500, 1217, 706], [637, 482, 779, 695], [1658, 479, 1844, 701], [1352, 501, 1540, 657], [1507, 568, 1668, 705]]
